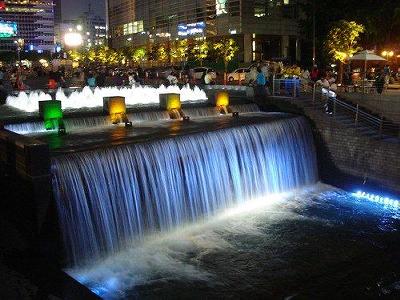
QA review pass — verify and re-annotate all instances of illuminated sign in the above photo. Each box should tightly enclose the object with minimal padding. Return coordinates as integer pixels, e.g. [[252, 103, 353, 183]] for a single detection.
[[0, 22, 17, 38], [0, 1, 6, 10], [216, 0, 227, 15], [177, 22, 205, 37]]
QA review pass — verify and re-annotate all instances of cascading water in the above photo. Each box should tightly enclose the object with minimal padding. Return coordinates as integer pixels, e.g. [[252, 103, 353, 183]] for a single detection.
[[51, 115, 318, 266], [5, 104, 259, 135], [5, 85, 208, 112], [4, 111, 171, 135]]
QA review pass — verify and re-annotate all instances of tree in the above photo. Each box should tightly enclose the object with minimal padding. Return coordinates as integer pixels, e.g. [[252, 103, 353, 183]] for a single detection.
[[300, 0, 400, 66], [171, 39, 188, 64], [213, 38, 239, 83], [147, 42, 158, 65], [157, 44, 168, 65], [68, 49, 86, 64], [86, 47, 97, 63], [325, 20, 364, 83], [132, 47, 147, 65], [192, 40, 209, 66]]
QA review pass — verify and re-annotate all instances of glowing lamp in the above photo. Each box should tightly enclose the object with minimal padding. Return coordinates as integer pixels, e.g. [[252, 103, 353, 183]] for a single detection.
[[39, 100, 65, 132], [160, 93, 181, 111], [215, 91, 230, 107], [103, 96, 129, 124], [64, 32, 83, 48]]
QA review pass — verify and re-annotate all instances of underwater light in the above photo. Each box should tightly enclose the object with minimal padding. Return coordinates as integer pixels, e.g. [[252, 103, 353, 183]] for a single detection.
[[103, 96, 131, 126], [160, 93, 184, 119], [39, 100, 65, 133], [215, 91, 229, 107], [160, 93, 181, 111], [214, 91, 231, 115], [353, 190, 399, 208]]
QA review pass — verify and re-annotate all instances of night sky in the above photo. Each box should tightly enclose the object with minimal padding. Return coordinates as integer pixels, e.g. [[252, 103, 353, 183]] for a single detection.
[[61, 0, 106, 20]]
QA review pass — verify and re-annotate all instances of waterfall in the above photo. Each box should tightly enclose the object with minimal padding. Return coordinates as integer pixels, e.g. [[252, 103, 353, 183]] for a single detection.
[[51, 115, 318, 266], [5, 104, 259, 135]]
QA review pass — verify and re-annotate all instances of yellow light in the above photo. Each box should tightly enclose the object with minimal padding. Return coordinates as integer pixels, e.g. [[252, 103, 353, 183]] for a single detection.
[[389, 51, 394, 57], [64, 32, 83, 47], [160, 94, 181, 111], [382, 51, 387, 56], [105, 97, 127, 124], [215, 91, 230, 107]]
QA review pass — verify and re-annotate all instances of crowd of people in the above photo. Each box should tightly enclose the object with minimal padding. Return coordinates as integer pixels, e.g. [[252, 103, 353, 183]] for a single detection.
[[1, 59, 399, 106]]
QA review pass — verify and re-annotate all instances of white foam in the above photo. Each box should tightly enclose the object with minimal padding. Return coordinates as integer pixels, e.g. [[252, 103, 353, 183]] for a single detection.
[[6, 85, 208, 112], [68, 184, 331, 299]]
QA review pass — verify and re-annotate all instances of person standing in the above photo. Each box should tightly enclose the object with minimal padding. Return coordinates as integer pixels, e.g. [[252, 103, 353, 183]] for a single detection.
[[254, 68, 267, 99], [87, 72, 97, 88], [204, 70, 214, 85], [310, 65, 319, 82]]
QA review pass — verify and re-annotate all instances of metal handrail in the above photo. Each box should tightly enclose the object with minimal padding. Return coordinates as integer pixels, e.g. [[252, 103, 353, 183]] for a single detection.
[[310, 83, 399, 139]]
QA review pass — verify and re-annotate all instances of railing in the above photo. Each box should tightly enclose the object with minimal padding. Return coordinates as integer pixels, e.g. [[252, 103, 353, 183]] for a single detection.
[[271, 78, 301, 97], [311, 84, 399, 139]]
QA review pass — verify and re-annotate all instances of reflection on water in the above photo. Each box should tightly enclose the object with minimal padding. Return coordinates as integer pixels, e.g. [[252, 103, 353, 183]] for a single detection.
[[69, 184, 400, 299]]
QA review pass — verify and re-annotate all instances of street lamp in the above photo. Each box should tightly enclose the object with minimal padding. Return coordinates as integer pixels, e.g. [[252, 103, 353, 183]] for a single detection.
[[14, 38, 24, 64], [64, 32, 83, 48], [381, 50, 394, 61]]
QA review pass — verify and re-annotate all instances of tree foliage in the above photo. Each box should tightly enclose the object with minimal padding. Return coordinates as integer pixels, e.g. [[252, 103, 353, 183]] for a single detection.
[[171, 39, 188, 63], [325, 20, 364, 62], [157, 44, 168, 65], [213, 38, 239, 65], [132, 47, 147, 64], [300, 0, 400, 66], [192, 40, 209, 66], [213, 38, 239, 82]]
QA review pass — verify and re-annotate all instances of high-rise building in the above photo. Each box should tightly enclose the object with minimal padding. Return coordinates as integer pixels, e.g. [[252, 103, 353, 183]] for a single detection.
[[107, 0, 301, 63], [54, 0, 62, 25], [0, 0, 55, 53], [79, 6, 107, 48]]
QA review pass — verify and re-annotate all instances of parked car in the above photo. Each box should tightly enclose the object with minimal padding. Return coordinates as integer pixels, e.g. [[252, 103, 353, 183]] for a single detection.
[[227, 68, 250, 82], [191, 67, 217, 81]]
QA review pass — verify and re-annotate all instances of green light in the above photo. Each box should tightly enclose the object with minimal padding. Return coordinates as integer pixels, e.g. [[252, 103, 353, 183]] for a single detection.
[[39, 101, 64, 132]]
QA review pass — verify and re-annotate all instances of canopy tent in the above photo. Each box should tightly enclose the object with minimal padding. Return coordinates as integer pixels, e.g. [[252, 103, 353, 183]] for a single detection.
[[349, 50, 386, 92], [349, 50, 386, 62]]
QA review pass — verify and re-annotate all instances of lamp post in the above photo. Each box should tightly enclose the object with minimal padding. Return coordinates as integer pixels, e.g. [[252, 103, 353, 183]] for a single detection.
[[14, 38, 24, 65], [312, 0, 316, 65], [381, 50, 394, 61]]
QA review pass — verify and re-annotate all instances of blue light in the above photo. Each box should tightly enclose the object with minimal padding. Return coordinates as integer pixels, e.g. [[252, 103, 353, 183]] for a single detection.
[[353, 190, 399, 209]]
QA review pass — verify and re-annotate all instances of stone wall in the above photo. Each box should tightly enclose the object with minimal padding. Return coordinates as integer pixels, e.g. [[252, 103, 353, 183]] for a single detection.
[[260, 97, 400, 195]]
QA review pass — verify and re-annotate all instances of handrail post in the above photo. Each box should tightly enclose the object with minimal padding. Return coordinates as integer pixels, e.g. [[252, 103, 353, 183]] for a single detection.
[[272, 75, 275, 96], [355, 104, 359, 127], [312, 83, 316, 107], [333, 94, 337, 118], [293, 79, 296, 99]]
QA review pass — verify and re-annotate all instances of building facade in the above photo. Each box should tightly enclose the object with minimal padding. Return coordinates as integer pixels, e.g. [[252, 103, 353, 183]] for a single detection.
[[107, 0, 301, 63], [0, 0, 55, 53]]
